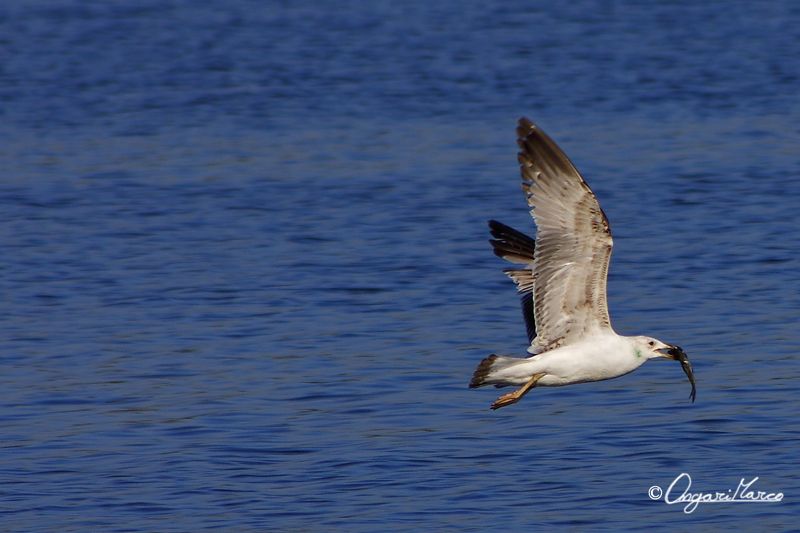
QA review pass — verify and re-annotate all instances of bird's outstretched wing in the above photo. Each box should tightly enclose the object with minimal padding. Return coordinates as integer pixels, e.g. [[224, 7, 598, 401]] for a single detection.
[[516, 118, 613, 352]]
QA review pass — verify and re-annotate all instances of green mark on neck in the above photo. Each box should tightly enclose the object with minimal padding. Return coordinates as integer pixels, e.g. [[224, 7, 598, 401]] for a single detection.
[[634, 348, 643, 358]]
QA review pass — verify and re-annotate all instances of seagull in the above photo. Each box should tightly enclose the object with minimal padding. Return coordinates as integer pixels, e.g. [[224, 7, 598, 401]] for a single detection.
[[470, 118, 695, 410]]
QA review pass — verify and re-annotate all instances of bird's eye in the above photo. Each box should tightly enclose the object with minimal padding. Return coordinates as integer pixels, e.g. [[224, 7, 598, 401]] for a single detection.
[[648, 341, 655, 347]]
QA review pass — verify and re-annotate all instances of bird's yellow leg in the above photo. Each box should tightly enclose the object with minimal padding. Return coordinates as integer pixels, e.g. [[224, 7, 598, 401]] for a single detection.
[[491, 373, 546, 410]]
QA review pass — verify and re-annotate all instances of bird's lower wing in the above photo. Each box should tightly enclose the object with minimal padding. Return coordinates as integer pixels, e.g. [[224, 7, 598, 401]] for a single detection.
[[488, 219, 536, 344]]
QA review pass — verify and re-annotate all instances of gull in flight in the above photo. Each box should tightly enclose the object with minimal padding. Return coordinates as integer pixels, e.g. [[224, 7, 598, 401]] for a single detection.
[[470, 118, 695, 410]]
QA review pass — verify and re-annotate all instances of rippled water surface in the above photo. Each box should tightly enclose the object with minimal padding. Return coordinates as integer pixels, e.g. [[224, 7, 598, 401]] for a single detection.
[[2, 1, 800, 531]]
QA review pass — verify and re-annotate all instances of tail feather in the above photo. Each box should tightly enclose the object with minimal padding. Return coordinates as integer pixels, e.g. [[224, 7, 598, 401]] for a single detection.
[[469, 354, 530, 388], [469, 355, 498, 388]]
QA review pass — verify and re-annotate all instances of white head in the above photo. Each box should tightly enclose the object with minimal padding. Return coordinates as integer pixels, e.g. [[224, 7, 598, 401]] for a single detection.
[[629, 335, 696, 402], [629, 335, 678, 361]]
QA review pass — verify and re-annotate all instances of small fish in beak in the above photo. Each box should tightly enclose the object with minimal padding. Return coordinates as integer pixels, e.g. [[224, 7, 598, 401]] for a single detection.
[[665, 345, 696, 403]]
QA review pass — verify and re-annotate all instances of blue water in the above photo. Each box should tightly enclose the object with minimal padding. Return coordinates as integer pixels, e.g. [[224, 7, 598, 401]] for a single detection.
[[1, 1, 799, 531]]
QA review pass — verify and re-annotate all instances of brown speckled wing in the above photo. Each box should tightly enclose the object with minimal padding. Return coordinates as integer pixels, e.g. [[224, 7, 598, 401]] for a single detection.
[[516, 118, 614, 352]]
